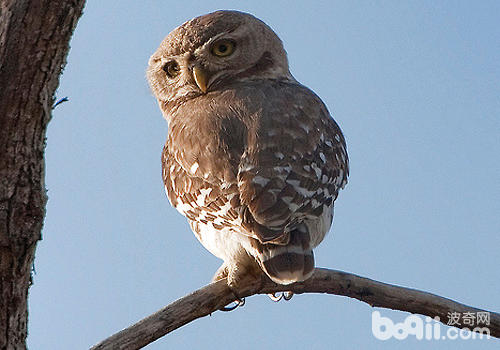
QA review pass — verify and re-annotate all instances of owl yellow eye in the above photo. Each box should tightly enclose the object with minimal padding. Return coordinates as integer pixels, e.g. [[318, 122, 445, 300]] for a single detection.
[[211, 40, 235, 57], [163, 61, 180, 78]]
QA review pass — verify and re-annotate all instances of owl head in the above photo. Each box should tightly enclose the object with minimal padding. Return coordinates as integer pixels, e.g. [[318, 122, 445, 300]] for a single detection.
[[147, 10, 293, 118]]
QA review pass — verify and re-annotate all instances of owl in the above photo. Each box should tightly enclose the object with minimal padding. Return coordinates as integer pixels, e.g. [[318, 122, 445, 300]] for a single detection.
[[147, 11, 348, 291]]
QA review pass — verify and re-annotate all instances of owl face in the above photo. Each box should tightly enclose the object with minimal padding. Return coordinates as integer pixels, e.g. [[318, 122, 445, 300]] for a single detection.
[[147, 11, 293, 118]]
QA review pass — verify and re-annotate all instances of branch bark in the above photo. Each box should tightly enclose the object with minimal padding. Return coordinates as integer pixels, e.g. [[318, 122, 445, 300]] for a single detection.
[[91, 268, 499, 349], [0, 1, 85, 348]]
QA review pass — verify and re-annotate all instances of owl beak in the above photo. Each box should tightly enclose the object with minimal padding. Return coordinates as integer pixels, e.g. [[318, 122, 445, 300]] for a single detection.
[[192, 66, 208, 93]]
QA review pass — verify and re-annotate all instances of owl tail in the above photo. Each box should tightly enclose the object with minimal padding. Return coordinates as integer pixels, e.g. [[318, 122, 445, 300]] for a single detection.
[[258, 228, 315, 285]]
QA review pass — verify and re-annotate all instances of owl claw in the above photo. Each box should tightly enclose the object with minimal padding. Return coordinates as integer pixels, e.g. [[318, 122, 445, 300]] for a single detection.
[[268, 292, 283, 302], [268, 291, 293, 302], [220, 297, 245, 312]]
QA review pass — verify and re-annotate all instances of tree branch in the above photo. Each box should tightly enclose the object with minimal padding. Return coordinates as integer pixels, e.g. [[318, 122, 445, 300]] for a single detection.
[[91, 268, 499, 349]]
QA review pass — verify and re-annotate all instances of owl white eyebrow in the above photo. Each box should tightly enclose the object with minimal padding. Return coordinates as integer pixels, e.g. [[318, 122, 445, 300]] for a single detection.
[[160, 54, 185, 62]]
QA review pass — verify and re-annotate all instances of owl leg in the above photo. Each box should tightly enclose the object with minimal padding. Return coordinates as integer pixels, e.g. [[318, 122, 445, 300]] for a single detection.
[[226, 261, 251, 289], [216, 258, 263, 311], [212, 263, 229, 283], [214, 258, 261, 288], [214, 262, 248, 312]]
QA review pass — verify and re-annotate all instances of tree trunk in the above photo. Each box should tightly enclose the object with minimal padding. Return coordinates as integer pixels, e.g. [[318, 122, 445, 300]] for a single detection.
[[0, 1, 85, 348]]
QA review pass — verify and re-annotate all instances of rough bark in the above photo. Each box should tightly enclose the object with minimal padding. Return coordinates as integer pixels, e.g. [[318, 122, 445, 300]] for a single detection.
[[91, 268, 500, 349], [0, 1, 85, 349]]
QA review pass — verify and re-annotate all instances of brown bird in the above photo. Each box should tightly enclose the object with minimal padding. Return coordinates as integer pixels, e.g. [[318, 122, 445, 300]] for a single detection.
[[147, 10, 348, 294]]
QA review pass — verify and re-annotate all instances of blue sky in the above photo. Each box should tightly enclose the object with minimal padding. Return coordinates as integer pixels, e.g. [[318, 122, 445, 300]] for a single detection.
[[28, 1, 499, 349]]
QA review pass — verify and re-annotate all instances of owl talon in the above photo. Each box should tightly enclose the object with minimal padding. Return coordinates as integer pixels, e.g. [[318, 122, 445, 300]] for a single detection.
[[268, 292, 283, 302], [283, 291, 293, 301], [237, 297, 245, 307], [220, 297, 245, 312]]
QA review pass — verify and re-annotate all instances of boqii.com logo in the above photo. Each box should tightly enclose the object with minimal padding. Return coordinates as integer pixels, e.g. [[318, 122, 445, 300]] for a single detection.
[[372, 311, 491, 340]]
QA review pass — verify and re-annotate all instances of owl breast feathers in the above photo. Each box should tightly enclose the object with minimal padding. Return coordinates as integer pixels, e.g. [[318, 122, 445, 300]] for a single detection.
[[147, 10, 348, 287]]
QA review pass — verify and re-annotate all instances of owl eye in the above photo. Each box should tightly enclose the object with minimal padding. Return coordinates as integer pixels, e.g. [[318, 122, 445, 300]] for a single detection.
[[211, 39, 235, 57], [163, 61, 180, 78]]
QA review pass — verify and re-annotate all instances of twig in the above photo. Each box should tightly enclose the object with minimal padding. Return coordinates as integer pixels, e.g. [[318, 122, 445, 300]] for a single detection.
[[52, 96, 69, 109], [90, 268, 500, 349]]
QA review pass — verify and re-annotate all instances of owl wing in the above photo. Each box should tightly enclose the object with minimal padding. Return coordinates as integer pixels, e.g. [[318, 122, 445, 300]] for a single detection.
[[162, 106, 246, 230], [236, 83, 348, 244], [162, 144, 242, 229]]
